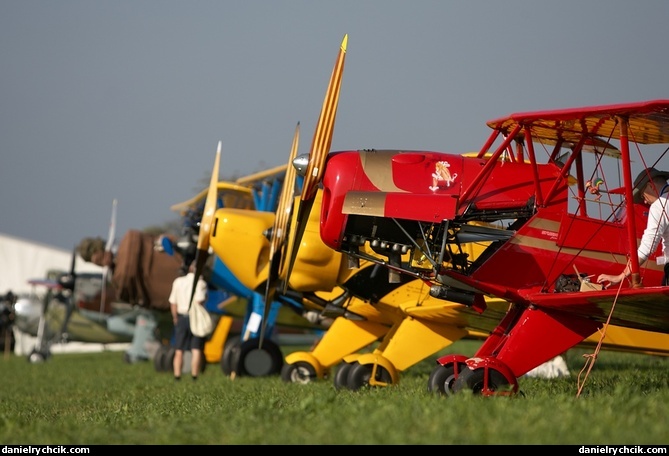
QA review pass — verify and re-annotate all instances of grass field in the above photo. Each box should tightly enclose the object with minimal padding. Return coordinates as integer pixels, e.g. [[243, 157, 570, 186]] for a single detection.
[[1, 339, 668, 445]]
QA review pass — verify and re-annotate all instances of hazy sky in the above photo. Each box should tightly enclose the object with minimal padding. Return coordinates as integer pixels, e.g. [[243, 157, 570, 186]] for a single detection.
[[2, 1, 668, 251]]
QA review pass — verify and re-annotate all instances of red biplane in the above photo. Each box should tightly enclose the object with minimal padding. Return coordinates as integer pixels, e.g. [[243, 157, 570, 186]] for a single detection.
[[287, 99, 669, 395]]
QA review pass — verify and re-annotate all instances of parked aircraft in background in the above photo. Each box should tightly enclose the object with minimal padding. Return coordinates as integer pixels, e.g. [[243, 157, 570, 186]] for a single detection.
[[159, 150, 332, 377], [12, 253, 143, 363]]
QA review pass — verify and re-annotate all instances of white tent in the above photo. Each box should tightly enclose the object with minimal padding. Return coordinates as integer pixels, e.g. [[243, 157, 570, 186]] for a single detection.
[[0, 232, 103, 297]]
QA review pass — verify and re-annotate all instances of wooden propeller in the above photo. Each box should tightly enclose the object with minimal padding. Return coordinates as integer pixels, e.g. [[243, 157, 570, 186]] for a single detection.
[[259, 122, 300, 347], [284, 33, 347, 286], [190, 141, 222, 309]]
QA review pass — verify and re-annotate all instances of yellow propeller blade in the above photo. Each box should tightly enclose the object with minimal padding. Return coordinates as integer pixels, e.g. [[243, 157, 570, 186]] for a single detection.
[[285, 33, 347, 286], [260, 122, 300, 347], [190, 141, 222, 309]]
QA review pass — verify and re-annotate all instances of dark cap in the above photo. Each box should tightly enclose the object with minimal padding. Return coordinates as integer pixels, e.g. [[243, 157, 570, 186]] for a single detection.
[[633, 167, 669, 203], [76, 237, 106, 262]]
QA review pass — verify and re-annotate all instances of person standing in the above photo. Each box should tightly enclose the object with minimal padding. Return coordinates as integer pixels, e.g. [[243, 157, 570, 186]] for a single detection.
[[169, 261, 208, 381], [597, 167, 669, 287]]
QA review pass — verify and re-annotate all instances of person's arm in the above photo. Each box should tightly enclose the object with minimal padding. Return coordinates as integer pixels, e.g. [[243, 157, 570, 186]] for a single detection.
[[636, 201, 666, 262], [598, 200, 668, 287], [168, 278, 179, 323], [170, 303, 178, 324], [597, 261, 630, 287]]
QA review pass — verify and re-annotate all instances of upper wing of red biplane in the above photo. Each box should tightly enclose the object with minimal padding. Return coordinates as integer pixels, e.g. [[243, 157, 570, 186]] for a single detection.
[[486, 99, 669, 145], [481, 100, 669, 328]]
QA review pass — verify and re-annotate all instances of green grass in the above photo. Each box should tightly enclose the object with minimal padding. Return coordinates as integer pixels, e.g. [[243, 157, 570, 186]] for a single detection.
[[1, 340, 668, 444]]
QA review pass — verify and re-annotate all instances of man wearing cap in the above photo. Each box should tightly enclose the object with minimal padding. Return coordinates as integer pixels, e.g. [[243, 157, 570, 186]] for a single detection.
[[77, 230, 182, 310], [597, 167, 669, 287]]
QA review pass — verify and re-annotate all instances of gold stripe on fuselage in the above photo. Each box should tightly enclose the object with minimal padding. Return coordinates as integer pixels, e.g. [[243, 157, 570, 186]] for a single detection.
[[359, 150, 405, 192]]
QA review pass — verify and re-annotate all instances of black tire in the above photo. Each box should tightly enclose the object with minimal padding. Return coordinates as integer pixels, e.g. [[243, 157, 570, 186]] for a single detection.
[[153, 345, 168, 372], [28, 349, 48, 364], [427, 362, 465, 396], [162, 347, 176, 372], [281, 361, 317, 384], [333, 362, 353, 390], [220, 335, 241, 376], [346, 362, 392, 391], [232, 338, 284, 377], [452, 367, 511, 395]]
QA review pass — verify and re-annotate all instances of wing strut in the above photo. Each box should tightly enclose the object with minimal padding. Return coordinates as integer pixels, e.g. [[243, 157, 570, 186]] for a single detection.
[[100, 198, 118, 315]]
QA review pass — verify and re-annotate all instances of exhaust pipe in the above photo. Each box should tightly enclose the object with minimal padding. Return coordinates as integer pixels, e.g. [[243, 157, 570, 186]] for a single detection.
[[429, 285, 476, 307]]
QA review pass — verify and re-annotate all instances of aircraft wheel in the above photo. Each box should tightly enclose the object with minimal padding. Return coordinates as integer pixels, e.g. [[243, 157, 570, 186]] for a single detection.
[[427, 362, 465, 396], [153, 345, 168, 372], [220, 335, 241, 376], [162, 347, 176, 371], [346, 361, 392, 391], [452, 367, 512, 396], [153, 345, 164, 371], [28, 349, 48, 364], [333, 362, 353, 390], [231, 338, 284, 377], [281, 361, 317, 384]]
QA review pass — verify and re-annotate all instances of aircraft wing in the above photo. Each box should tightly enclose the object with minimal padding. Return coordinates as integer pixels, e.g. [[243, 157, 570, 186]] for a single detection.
[[487, 99, 669, 145], [46, 304, 132, 344], [525, 287, 669, 335], [170, 165, 289, 214], [234, 164, 287, 186], [27, 279, 62, 289], [400, 297, 509, 330], [170, 182, 255, 213]]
